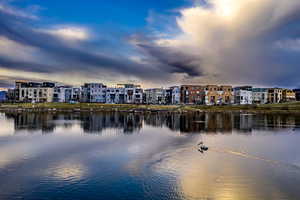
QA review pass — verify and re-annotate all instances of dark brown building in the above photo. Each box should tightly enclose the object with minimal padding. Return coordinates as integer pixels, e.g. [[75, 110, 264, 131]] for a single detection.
[[180, 85, 205, 104]]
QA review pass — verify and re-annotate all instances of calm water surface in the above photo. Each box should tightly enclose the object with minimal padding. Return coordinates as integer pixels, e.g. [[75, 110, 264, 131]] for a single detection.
[[1, 112, 300, 200]]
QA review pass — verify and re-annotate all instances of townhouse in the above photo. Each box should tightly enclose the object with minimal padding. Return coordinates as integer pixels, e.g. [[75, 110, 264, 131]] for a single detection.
[[268, 88, 283, 104], [282, 89, 296, 102], [105, 87, 125, 104], [80, 83, 142, 104], [180, 85, 233, 105], [120, 84, 143, 104], [4, 80, 300, 105], [165, 86, 181, 105], [204, 85, 233, 105], [252, 88, 268, 104], [10, 81, 56, 103], [234, 86, 253, 105], [81, 83, 107, 103], [144, 88, 167, 104], [53, 86, 81, 103], [180, 85, 205, 104]]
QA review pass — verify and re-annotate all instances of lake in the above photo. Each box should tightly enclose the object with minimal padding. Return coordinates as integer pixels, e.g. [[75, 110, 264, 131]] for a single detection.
[[0, 111, 300, 200]]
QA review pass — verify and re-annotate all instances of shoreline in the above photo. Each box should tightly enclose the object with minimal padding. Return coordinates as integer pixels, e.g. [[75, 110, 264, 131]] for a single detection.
[[1, 102, 300, 114]]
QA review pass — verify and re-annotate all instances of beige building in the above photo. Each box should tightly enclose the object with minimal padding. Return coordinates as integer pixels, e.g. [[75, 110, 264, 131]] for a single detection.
[[282, 89, 296, 102], [204, 85, 233, 105], [268, 88, 283, 104], [16, 81, 55, 103]]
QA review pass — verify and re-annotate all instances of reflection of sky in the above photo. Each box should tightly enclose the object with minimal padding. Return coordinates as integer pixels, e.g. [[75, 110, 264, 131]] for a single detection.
[[0, 113, 14, 136], [1, 114, 300, 199], [151, 133, 300, 200], [47, 162, 86, 181]]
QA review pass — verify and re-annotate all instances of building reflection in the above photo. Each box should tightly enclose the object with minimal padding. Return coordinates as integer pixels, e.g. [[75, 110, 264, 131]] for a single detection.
[[81, 113, 142, 134], [4, 112, 300, 134]]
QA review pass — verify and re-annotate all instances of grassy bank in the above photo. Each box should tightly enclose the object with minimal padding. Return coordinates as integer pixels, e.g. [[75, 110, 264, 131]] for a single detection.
[[1, 102, 300, 113]]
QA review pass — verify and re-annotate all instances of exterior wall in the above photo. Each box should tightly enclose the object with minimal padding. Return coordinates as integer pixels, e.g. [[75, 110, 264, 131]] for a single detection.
[[180, 85, 232, 105], [106, 87, 125, 104], [204, 85, 233, 105], [19, 87, 54, 103], [144, 88, 167, 104], [165, 86, 180, 104], [81, 83, 142, 104], [71, 88, 81, 102], [53, 87, 80, 103], [171, 86, 180, 104], [219, 86, 233, 105], [53, 87, 68, 102], [234, 87, 253, 105], [15, 81, 55, 103], [81, 83, 107, 103], [204, 85, 219, 105], [268, 88, 283, 104], [116, 84, 143, 104], [180, 85, 205, 104], [252, 88, 268, 104], [124, 87, 143, 104], [282, 89, 296, 102]]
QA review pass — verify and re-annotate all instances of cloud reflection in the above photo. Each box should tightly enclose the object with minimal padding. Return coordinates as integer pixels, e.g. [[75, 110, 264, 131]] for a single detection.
[[49, 162, 86, 181]]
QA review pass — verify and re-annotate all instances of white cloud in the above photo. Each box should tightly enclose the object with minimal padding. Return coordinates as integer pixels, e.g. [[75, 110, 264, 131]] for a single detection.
[[41, 25, 91, 41], [151, 0, 300, 86]]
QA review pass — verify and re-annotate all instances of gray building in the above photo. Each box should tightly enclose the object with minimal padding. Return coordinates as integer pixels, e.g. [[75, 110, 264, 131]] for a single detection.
[[81, 83, 107, 103], [234, 86, 253, 105], [252, 88, 268, 104], [53, 86, 81, 103], [144, 88, 167, 104]]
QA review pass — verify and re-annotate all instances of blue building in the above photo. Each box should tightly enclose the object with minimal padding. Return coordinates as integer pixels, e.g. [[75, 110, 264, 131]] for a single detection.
[[0, 91, 7, 102]]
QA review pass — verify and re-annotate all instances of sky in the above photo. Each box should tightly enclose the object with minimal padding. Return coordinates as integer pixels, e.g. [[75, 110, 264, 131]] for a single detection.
[[1, 0, 300, 88]]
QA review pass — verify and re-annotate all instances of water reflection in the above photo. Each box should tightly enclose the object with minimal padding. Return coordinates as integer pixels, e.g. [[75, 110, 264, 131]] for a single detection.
[[3, 112, 300, 134], [1, 112, 300, 200]]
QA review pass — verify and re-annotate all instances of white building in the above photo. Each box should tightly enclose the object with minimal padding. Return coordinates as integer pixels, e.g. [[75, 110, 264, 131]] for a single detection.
[[121, 84, 143, 104], [166, 86, 180, 104], [106, 87, 125, 104], [234, 86, 253, 105], [81, 83, 107, 103], [81, 83, 143, 104], [53, 86, 81, 103], [171, 86, 180, 104], [252, 88, 268, 104], [53, 86, 70, 103]]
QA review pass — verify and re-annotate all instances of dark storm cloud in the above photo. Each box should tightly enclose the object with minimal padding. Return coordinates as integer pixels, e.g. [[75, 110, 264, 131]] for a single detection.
[[137, 44, 202, 76]]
